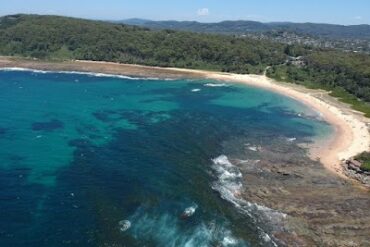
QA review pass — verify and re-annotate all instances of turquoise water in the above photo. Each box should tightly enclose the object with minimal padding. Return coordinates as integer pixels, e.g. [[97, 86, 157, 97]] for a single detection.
[[0, 69, 331, 246]]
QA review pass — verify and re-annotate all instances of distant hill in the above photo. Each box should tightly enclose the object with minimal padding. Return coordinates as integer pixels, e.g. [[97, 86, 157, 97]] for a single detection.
[[119, 19, 370, 40], [1, 14, 370, 115], [122, 18, 153, 26]]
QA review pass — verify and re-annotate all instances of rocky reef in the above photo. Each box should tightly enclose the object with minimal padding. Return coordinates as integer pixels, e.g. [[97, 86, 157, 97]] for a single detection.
[[223, 137, 370, 246]]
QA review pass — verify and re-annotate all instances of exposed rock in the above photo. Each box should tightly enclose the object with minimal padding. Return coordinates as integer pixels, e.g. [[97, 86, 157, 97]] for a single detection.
[[228, 141, 370, 246], [343, 160, 370, 187]]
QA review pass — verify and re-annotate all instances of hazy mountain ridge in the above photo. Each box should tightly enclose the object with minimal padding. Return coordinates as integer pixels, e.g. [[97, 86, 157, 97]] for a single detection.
[[120, 18, 370, 40]]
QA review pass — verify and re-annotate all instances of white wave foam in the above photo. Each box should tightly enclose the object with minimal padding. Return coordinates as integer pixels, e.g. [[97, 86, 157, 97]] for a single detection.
[[235, 159, 260, 165], [212, 155, 233, 167], [286, 137, 296, 142], [181, 204, 198, 218], [244, 143, 261, 152], [211, 155, 285, 246], [118, 219, 131, 232], [191, 88, 201, 92], [129, 210, 246, 246], [204, 83, 229, 87], [0, 67, 48, 73], [222, 236, 238, 246], [0, 67, 174, 81], [261, 232, 272, 243], [211, 155, 243, 204]]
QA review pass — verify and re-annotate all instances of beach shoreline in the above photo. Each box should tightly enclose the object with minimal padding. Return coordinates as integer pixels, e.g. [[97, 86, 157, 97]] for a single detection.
[[203, 72, 370, 183], [1, 56, 369, 185]]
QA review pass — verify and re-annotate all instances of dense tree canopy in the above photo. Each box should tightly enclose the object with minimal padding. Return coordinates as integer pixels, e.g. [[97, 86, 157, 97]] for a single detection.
[[0, 14, 370, 115], [0, 14, 286, 74], [267, 51, 370, 116]]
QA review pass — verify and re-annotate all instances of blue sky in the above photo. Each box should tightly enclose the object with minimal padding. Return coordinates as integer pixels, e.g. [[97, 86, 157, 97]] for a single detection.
[[1, 0, 369, 25]]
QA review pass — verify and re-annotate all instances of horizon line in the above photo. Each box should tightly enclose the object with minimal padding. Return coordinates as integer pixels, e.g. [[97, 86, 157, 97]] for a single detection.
[[1, 12, 370, 27]]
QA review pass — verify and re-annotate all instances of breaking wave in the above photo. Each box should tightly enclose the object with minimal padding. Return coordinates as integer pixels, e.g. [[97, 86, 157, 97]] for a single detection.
[[204, 83, 230, 87], [286, 137, 297, 142], [0, 67, 174, 81], [181, 204, 198, 218], [118, 219, 131, 232], [211, 155, 287, 247], [127, 209, 247, 247]]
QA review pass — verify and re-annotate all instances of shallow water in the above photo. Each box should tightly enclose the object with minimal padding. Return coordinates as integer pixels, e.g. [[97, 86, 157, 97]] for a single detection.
[[0, 70, 331, 246]]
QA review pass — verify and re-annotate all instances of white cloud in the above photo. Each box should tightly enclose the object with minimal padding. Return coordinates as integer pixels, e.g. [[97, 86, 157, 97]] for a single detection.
[[197, 8, 209, 17], [354, 16, 362, 20]]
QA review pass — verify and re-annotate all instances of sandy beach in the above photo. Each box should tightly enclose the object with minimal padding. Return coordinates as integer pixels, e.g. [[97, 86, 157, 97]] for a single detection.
[[202, 72, 370, 181], [1, 57, 369, 183], [2, 57, 370, 245]]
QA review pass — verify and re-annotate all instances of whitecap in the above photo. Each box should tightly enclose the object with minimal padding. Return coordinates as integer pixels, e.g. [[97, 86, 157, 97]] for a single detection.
[[204, 83, 229, 87], [191, 88, 201, 92], [211, 155, 244, 209], [118, 219, 131, 232], [181, 204, 198, 218], [211, 155, 284, 246], [244, 143, 261, 152], [222, 236, 238, 246], [0, 67, 47, 74], [0, 67, 174, 81], [129, 210, 245, 246], [286, 137, 296, 142], [212, 155, 233, 167]]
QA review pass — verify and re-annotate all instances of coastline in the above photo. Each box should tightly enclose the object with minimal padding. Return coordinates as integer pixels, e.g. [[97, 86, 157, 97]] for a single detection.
[[1, 57, 369, 185], [203, 72, 370, 182]]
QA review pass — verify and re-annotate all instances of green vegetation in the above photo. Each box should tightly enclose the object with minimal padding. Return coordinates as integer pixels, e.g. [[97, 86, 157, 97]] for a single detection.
[[362, 162, 370, 172], [267, 51, 370, 117], [0, 14, 286, 74], [354, 152, 370, 172], [1, 14, 370, 117]]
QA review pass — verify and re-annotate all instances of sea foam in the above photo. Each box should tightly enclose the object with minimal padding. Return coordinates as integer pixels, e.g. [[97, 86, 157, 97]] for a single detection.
[[0, 67, 174, 81], [204, 83, 229, 87], [181, 204, 198, 218], [128, 209, 245, 246], [211, 155, 286, 247], [118, 219, 131, 232]]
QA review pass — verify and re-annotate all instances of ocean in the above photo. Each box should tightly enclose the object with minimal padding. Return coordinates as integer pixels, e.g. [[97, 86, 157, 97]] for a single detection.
[[0, 69, 331, 246]]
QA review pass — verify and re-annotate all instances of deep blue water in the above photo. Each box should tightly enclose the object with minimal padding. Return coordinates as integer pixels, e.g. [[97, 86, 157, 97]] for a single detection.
[[0, 69, 331, 246]]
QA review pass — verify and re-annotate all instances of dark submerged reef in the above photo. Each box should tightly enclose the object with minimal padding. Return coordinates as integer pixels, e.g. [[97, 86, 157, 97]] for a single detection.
[[31, 119, 64, 132]]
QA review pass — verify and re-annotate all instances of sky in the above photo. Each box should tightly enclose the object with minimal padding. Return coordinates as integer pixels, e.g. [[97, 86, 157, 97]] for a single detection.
[[1, 0, 369, 25]]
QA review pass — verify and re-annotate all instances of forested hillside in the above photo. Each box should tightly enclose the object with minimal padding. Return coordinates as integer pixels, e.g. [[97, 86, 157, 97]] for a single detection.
[[0, 14, 286, 74], [1, 14, 370, 115]]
